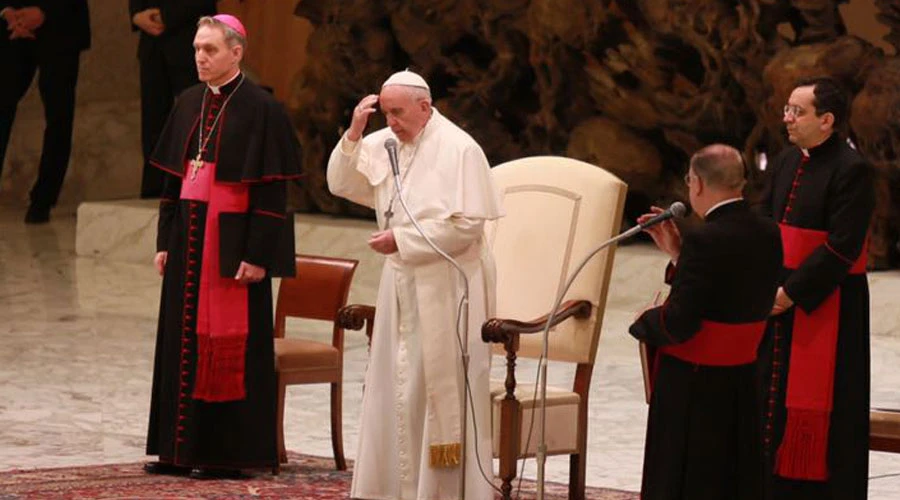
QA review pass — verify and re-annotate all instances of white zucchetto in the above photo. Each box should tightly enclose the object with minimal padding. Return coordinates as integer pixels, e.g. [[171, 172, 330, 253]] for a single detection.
[[381, 70, 430, 91]]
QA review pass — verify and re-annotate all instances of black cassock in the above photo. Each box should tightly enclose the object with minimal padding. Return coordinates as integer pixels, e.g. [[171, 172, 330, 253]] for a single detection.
[[630, 200, 782, 500], [146, 74, 301, 469], [757, 133, 875, 499]]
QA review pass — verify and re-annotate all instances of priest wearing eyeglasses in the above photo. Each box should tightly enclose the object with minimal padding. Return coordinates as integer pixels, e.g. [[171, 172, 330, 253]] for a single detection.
[[757, 77, 875, 500]]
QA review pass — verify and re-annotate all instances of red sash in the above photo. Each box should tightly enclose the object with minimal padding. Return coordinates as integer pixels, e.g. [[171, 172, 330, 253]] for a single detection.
[[181, 159, 250, 402], [647, 320, 766, 397], [774, 223, 866, 480], [660, 320, 766, 366]]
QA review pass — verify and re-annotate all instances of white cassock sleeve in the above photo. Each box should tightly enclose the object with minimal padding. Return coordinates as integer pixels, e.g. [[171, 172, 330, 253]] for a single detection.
[[393, 216, 484, 266], [326, 134, 376, 209]]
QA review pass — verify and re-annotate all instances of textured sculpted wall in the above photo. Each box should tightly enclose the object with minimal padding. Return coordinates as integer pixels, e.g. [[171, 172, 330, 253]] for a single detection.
[[288, 0, 900, 268]]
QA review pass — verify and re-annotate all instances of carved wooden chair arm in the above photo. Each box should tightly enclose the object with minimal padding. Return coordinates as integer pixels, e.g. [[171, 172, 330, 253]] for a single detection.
[[871, 408, 900, 453], [337, 304, 376, 345], [481, 299, 593, 344]]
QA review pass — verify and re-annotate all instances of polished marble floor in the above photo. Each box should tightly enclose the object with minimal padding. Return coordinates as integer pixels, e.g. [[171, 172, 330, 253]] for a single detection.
[[1, 207, 900, 498]]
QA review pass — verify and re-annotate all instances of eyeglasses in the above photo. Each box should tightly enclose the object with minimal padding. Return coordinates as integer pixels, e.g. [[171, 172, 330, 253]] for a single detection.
[[783, 104, 805, 118]]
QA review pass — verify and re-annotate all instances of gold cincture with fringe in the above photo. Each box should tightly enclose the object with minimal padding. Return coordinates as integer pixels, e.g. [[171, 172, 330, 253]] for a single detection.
[[429, 442, 461, 468]]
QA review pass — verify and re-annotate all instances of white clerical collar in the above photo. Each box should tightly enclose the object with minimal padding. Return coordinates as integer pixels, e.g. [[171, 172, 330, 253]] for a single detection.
[[208, 70, 241, 95], [705, 197, 743, 217]]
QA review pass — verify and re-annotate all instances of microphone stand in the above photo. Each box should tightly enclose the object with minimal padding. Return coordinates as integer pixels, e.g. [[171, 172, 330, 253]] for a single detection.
[[534, 224, 643, 499], [389, 169, 473, 500], [531, 202, 683, 498]]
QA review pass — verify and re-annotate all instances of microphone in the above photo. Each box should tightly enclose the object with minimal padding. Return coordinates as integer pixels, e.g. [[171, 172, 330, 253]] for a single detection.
[[384, 138, 400, 177], [638, 201, 687, 230]]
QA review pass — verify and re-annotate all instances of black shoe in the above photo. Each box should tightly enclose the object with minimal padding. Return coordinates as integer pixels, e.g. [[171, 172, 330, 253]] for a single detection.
[[189, 467, 249, 480], [143, 461, 192, 476], [24, 204, 50, 224]]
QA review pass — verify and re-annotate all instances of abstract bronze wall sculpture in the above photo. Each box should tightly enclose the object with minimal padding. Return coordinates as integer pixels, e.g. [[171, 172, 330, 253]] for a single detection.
[[288, 0, 900, 268]]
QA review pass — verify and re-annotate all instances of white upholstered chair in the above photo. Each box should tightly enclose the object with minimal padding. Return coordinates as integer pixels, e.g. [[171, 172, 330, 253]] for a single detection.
[[481, 156, 627, 500]]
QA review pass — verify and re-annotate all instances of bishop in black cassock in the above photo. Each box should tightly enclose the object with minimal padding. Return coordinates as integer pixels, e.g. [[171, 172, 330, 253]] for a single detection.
[[630, 145, 782, 500], [144, 14, 301, 478]]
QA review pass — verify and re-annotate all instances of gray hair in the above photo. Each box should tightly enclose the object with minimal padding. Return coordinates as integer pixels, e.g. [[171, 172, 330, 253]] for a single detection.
[[197, 16, 247, 50], [689, 144, 746, 191]]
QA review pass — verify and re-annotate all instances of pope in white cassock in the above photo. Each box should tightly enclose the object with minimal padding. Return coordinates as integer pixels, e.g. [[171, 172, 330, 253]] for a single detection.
[[327, 70, 504, 499]]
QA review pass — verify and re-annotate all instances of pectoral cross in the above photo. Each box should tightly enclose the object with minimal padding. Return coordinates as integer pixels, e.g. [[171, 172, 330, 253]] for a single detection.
[[382, 207, 395, 230], [189, 155, 204, 181]]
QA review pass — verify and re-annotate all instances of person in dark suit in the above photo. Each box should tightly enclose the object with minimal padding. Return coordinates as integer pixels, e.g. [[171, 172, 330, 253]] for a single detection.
[[629, 144, 783, 500], [130, 0, 216, 199], [0, 0, 90, 223]]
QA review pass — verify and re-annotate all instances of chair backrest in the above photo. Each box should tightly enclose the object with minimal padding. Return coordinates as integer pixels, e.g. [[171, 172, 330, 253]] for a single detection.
[[486, 156, 627, 365], [274, 254, 359, 340]]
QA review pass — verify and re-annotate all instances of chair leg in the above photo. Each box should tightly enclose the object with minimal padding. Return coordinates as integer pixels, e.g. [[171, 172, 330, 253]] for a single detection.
[[276, 377, 288, 465], [500, 473, 513, 500], [497, 445, 515, 500], [331, 381, 347, 470], [568, 452, 586, 500]]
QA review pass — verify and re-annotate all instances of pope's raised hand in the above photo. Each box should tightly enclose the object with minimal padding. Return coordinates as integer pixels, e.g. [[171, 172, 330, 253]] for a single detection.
[[347, 94, 379, 142]]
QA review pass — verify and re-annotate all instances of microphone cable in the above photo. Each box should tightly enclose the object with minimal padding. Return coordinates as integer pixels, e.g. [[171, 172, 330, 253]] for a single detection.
[[390, 165, 504, 498]]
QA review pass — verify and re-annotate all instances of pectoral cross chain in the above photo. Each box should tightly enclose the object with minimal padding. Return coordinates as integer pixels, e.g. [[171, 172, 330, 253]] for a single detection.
[[190, 75, 246, 182]]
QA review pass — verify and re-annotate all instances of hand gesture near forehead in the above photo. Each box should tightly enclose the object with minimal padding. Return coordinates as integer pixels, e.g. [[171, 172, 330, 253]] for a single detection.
[[348, 94, 378, 142]]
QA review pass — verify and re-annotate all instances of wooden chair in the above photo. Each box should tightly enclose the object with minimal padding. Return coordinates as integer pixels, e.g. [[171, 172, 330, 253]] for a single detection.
[[337, 156, 627, 500], [870, 408, 900, 453], [273, 254, 358, 472], [481, 156, 627, 500]]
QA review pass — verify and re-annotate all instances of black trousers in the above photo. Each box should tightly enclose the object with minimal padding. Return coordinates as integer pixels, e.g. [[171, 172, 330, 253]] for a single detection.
[[139, 46, 198, 198], [0, 42, 81, 208]]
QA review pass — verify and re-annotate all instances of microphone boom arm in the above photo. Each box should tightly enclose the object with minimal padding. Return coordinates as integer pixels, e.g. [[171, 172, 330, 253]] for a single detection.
[[533, 201, 683, 498]]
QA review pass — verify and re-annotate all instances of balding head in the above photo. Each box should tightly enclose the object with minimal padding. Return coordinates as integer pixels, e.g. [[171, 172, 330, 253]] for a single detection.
[[684, 144, 747, 219], [689, 144, 746, 193]]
